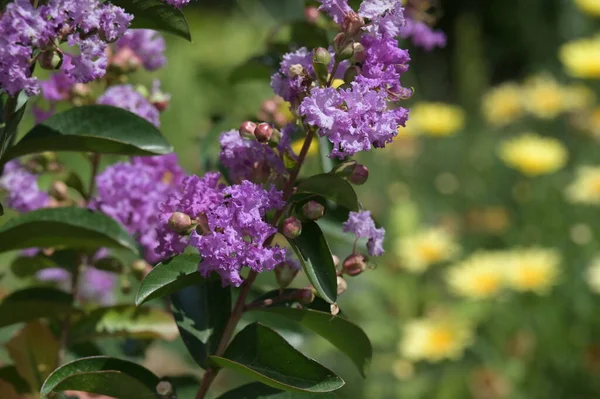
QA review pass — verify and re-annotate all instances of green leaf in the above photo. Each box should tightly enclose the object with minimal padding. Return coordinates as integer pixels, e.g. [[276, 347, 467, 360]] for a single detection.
[[9, 254, 61, 279], [2, 105, 172, 161], [257, 307, 372, 377], [217, 382, 339, 398], [135, 254, 204, 306], [0, 207, 139, 254], [40, 356, 160, 398], [110, 0, 191, 41], [294, 174, 360, 212], [287, 221, 338, 304], [69, 305, 178, 343], [0, 94, 27, 162], [0, 287, 75, 328], [171, 277, 232, 369], [209, 323, 344, 393]]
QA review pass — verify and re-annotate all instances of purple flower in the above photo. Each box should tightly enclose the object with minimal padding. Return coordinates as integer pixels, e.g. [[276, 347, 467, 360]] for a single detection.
[[359, 0, 405, 39], [0, 161, 49, 212], [164, 0, 191, 7], [343, 210, 385, 256], [299, 81, 409, 158], [316, 0, 353, 24], [400, 19, 446, 51], [97, 85, 161, 127], [40, 56, 77, 102], [115, 30, 167, 71], [90, 155, 185, 264]]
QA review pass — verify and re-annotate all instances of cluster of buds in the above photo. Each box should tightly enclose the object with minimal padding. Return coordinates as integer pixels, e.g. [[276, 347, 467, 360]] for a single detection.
[[239, 121, 282, 147], [257, 96, 294, 128]]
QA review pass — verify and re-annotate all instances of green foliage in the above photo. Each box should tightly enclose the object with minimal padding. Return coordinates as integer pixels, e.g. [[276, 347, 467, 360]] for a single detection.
[[293, 173, 361, 212], [209, 323, 344, 393], [217, 382, 339, 398], [0, 287, 75, 328]]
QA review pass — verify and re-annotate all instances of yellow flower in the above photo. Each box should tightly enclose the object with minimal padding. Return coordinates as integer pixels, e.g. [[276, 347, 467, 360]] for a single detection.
[[408, 102, 465, 137], [560, 35, 600, 79], [399, 315, 473, 362], [498, 133, 568, 176], [575, 0, 600, 17], [522, 75, 566, 119], [504, 248, 561, 294], [563, 84, 596, 111], [447, 251, 507, 299], [291, 136, 320, 157], [585, 256, 600, 294], [395, 227, 461, 273], [566, 166, 600, 205], [482, 83, 524, 126]]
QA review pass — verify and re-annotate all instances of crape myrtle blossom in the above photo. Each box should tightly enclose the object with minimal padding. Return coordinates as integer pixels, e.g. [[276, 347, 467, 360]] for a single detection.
[[400, 18, 446, 51], [343, 210, 385, 256], [0, 160, 50, 212], [164, 0, 191, 7], [115, 29, 167, 71], [0, 0, 132, 96]]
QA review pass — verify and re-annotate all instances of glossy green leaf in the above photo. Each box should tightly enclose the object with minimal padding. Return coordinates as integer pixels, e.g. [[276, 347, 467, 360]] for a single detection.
[[287, 221, 338, 304], [293, 174, 360, 212], [170, 271, 231, 368], [2, 105, 172, 161], [0, 207, 139, 254], [217, 382, 338, 398], [110, 0, 191, 41], [209, 323, 344, 393], [69, 305, 178, 343], [135, 254, 204, 305], [0, 287, 75, 328], [257, 307, 372, 377], [40, 356, 160, 398]]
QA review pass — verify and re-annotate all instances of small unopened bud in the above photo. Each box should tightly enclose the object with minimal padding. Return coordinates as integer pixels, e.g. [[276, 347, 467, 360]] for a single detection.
[[332, 254, 340, 268], [330, 303, 340, 315], [255, 123, 273, 143], [333, 33, 347, 52], [302, 200, 325, 220], [349, 164, 369, 185], [268, 128, 282, 148], [342, 12, 364, 36], [239, 121, 257, 139], [156, 380, 174, 397], [343, 253, 368, 276], [305, 6, 320, 23], [262, 99, 278, 114], [351, 42, 366, 62], [168, 212, 193, 234], [149, 87, 170, 112], [288, 64, 304, 78], [49, 181, 69, 201], [111, 47, 142, 72], [132, 259, 151, 280], [275, 262, 300, 289], [298, 288, 315, 305], [39, 50, 63, 70], [337, 276, 347, 295], [336, 43, 355, 62], [343, 66, 361, 84], [282, 217, 302, 239], [313, 47, 331, 65]]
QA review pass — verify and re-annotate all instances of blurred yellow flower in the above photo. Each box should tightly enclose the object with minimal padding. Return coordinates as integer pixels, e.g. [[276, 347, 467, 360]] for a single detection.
[[566, 166, 600, 205], [563, 84, 596, 111], [447, 251, 507, 299], [522, 75, 566, 119], [498, 133, 568, 176], [399, 315, 473, 362], [395, 227, 461, 273], [560, 35, 600, 79], [575, 0, 600, 18], [331, 78, 345, 89], [585, 256, 600, 294], [408, 102, 465, 137], [482, 83, 524, 126], [504, 248, 561, 294], [291, 136, 319, 157]]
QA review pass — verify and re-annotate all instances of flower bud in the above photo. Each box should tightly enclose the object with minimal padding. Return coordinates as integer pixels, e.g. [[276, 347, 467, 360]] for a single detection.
[[333, 33, 347, 52], [268, 128, 282, 148], [342, 12, 364, 36], [282, 216, 302, 239], [156, 380, 174, 397], [337, 276, 347, 295], [49, 181, 69, 201], [332, 160, 357, 177], [168, 212, 193, 234], [332, 254, 340, 268], [335, 43, 355, 62], [275, 262, 300, 289], [305, 6, 320, 23], [349, 164, 369, 185], [255, 123, 273, 143], [343, 66, 361, 84], [313, 47, 331, 65], [132, 259, 152, 280], [111, 47, 142, 72], [351, 42, 366, 62], [39, 50, 63, 70], [288, 64, 304, 78], [298, 288, 315, 305], [149, 87, 170, 112], [302, 200, 325, 220], [262, 99, 278, 114], [343, 253, 368, 277], [195, 213, 211, 236], [239, 121, 257, 140], [330, 303, 340, 315]]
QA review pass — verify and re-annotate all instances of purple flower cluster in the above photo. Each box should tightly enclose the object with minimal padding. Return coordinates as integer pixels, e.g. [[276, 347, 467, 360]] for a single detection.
[[343, 210, 385, 256], [115, 29, 167, 71], [0, 161, 49, 212], [90, 154, 185, 264], [0, 0, 132, 96], [400, 19, 446, 51], [97, 85, 161, 127], [164, 0, 191, 7]]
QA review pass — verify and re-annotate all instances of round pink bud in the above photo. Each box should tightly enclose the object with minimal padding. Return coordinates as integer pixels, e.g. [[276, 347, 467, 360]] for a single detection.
[[275, 262, 300, 289], [337, 276, 348, 296], [343, 253, 367, 277], [298, 288, 315, 305], [262, 99, 278, 114], [111, 47, 142, 72], [239, 121, 257, 140], [168, 212, 193, 234], [39, 50, 63, 70], [313, 47, 331, 66], [302, 200, 325, 221], [349, 164, 369, 185], [282, 217, 302, 239], [255, 123, 273, 143], [305, 6, 320, 23]]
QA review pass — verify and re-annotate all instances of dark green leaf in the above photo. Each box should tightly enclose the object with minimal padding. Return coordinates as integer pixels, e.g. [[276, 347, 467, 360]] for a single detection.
[[110, 0, 191, 41], [0, 287, 75, 328], [170, 273, 231, 368], [217, 382, 339, 398], [0, 207, 139, 254], [0, 366, 31, 394], [40, 356, 160, 398], [209, 323, 344, 393], [257, 307, 372, 377], [0, 94, 27, 162], [2, 105, 172, 161], [69, 305, 178, 343], [10, 254, 61, 279], [135, 254, 204, 305], [287, 221, 338, 304], [293, 174, 360, 212]]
